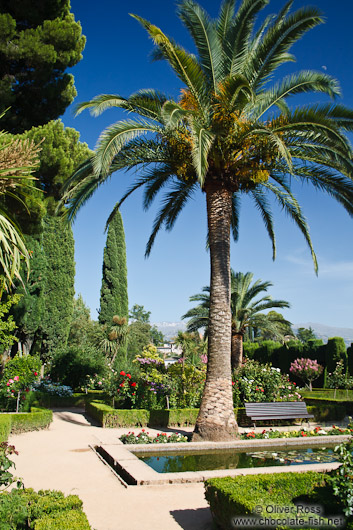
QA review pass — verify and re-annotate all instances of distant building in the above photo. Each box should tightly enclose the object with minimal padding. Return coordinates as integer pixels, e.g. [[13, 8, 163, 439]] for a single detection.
[[157, 342, 183, 366]]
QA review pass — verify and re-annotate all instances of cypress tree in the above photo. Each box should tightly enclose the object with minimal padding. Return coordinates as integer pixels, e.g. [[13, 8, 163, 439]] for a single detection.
[[99, 208, 128, 327], [40, 216, 75, 360]]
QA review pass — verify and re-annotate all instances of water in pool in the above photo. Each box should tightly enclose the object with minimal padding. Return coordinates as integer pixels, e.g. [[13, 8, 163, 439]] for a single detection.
[[138, 445, 338, 473]]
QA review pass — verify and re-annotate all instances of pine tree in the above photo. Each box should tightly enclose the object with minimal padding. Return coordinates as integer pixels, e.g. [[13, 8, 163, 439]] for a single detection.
[[99, 208, 128, 327], [0, 0, 85, 133]]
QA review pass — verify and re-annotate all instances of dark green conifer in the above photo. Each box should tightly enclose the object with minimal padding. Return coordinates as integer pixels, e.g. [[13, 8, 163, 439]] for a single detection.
[[0, 0, 85, 133], [99, 208, 128, 327], [40, 216, 75, 360]]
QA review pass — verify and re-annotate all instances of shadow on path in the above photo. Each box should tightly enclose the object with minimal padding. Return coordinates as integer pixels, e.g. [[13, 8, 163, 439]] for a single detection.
[[170, 508, 213, 530], [53, 409, 100, 427]]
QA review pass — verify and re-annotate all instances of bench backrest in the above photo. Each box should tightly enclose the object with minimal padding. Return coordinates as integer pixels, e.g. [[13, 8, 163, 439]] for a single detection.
[[245, 402, 309, 417]]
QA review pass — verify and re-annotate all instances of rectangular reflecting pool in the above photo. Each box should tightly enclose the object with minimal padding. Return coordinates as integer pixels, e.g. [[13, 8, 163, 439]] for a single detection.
[[138, 445, 338, 473]]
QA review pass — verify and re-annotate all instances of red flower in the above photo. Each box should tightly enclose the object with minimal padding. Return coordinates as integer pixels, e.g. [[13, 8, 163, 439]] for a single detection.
[[231, 382, 235, 386], [131, 382, 137, 387], [119, 383, 124, 387], [260, 389, 264, 392], [120, 371, 126, 376], [34, 372, 38, 376], [126, 373, 131, 379]]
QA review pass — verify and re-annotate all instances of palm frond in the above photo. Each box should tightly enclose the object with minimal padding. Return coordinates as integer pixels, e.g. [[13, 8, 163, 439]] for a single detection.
[[131, 14, 208, 112], [264, 181, 318, 273], [94, 118, 160, 176], [177, 0, 223, 90], [248, 6, 323, 88]]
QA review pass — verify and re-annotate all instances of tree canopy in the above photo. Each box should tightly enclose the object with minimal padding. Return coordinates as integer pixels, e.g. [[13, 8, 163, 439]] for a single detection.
[[0, 0, 85, 133]]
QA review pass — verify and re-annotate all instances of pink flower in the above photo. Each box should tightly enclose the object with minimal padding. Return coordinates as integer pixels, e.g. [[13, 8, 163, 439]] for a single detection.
[[6, 382, 10, 387], [14, 376, 19, 381], [8, 379, 14, 384]]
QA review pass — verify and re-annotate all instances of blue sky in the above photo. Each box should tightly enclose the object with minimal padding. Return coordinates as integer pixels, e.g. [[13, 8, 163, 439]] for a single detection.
[[62, 0, 353, 329]]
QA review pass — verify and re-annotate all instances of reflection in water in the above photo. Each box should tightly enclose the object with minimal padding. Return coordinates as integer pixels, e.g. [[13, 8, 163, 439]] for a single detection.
[[139, 445, 337, 473]]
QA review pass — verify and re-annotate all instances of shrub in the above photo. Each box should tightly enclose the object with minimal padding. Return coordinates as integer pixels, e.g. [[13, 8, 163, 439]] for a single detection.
[[232, 360, 300, 405], [0, 355, 41, 412], [326, 360, 353, 390], [0, 442, 22, 490], [327, 439, 353, 517], [49, 345, 105, 391], [0, 415, 11, 442], [167, 363, 205, 409], [290, 358, 323, 391], [34, 510, 91, 529], [9, 408, 53, 434], [204, 472, 336, 530], [33, 380, 73, 397], [0, 488, 91, 529]]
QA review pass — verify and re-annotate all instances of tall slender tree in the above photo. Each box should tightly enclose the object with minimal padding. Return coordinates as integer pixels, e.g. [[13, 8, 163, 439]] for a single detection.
[[40, 216, 75, 360], [62, 0, 353, 440], [99, 207, 128, 327], [182, 270, 290, 369]]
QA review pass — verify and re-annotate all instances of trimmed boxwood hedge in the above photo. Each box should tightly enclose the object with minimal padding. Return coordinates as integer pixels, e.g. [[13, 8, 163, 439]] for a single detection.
[[0, 407, 52, 441], [0, 414, 11, 442], [0, 488, 91, 530], [9, 407, 53, 434], [204, 472, 347, 530], [86, 399, 345, 428]]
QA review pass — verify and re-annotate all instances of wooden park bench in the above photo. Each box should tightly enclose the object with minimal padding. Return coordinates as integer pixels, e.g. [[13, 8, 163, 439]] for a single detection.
[[245, 401, 314, 428]]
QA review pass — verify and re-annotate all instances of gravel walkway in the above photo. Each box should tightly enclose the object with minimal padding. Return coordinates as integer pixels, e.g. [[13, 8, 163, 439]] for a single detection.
[[9, 409, 212, 530]]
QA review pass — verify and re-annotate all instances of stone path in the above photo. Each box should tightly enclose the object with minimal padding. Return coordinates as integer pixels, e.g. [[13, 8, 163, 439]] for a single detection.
[[9, 410, 213, 530]]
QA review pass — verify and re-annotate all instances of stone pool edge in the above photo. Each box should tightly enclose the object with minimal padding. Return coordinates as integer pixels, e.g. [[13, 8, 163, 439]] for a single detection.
[[94, 435, 349, 486]]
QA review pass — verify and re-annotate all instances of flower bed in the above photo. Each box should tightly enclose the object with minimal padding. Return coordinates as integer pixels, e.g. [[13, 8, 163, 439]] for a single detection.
[[241, 424, 353, 440], [119, 429, 188, 444]]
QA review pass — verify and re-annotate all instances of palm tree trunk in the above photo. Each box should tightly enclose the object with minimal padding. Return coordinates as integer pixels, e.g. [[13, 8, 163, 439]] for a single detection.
[[192, 184, 238, 441], [231, 332, 243, 370]]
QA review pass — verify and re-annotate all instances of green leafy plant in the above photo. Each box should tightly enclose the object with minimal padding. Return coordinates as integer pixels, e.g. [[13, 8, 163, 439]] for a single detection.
[[0, 355, 41, 412], [327, 438, 353, 517], [233, 360, 300, 405], [0, 442, 22, 490], [327, 360, 353, 390]]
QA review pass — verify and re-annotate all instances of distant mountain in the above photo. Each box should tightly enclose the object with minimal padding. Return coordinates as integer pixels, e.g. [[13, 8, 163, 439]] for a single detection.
[[153, 321, 186, 340], [154, 320, 353, 346], [293, 322, 353, 347]]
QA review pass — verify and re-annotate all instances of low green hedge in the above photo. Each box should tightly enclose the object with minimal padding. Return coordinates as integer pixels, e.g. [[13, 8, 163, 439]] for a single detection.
[[34, 511, 91, 530], [8, 407, 53, 435], [0, 488, 91, 530], [204, 472, 346, 530], [86, 401, 150, 427], [0, 414, 12, 442], [86, 400, 345, 428], [0, 407, 52, 441]]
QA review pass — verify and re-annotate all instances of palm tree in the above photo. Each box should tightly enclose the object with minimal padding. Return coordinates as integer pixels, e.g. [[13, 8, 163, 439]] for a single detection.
[[182, 270, 291, 369], [0, 129, 40, 296], [61, 0, 353, 440]]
